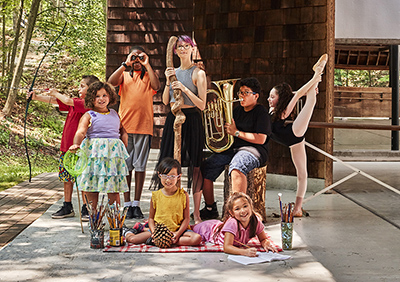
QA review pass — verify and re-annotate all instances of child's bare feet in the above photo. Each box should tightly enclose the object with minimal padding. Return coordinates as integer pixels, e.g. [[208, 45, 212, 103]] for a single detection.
[[193, 211, 202, 225], [194, 217, 202, 225], [313, 54, 328, 74]]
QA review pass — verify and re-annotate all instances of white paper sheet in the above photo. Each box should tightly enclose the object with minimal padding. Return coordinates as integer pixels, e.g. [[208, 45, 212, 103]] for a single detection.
[[228, 251, 291, 265]]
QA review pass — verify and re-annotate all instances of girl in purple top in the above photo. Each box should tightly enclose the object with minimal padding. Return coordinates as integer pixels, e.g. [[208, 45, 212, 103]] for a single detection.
[[193, 192, 278, 257], [69, 81, 129, 208]]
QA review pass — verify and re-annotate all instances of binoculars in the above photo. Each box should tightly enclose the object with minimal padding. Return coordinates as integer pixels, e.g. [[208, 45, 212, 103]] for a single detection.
[[131, 55, 144, 61]]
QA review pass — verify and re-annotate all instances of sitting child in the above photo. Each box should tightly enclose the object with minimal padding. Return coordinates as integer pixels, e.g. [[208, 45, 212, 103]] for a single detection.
[[193, 192, 278, 257], [124, 157, 202, 246]]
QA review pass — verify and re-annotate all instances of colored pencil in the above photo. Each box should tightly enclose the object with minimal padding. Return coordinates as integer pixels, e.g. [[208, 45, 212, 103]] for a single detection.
[[234, 240, 250, 249]]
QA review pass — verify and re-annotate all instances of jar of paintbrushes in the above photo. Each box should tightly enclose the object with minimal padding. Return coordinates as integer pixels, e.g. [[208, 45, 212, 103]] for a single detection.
[[86, 195, 106, 249], [278, 193, 294, 250]]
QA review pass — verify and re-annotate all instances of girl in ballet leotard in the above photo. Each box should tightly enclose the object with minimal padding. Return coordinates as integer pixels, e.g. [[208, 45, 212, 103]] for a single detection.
[[267, 54, 328, 217]]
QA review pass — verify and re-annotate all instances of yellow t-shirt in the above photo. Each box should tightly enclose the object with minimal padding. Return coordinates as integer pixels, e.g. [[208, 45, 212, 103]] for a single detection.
[[118, 71, 156, 135], [151, 188, 189, 232]]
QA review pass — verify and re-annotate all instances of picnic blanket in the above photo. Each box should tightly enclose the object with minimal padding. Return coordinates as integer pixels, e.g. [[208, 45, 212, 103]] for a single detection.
[[103, 237, 282, 253]]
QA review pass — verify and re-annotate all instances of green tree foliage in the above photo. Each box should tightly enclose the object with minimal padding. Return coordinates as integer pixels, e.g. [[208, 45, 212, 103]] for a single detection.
[[35, 0, 107, 82], [334, 69, 390, 87], [0, 0, 106, 96]]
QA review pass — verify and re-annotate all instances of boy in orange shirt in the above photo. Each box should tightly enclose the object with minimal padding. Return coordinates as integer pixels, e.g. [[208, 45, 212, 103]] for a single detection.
[[108, 46, 160, 218]]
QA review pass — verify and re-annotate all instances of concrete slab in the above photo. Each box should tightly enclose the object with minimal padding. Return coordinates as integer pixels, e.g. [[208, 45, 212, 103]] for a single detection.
[[1, 150, 399, 281], [0, 188, 336, 282]]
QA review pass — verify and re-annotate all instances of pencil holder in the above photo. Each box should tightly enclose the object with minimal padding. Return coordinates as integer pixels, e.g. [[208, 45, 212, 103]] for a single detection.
[[280, 222, 293, 250], [109, 228, 124, 246], [90, 229, 104, 249]]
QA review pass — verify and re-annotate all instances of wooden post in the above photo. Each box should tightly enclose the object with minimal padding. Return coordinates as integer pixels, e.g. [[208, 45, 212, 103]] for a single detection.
[[390, 45, 399, 150]]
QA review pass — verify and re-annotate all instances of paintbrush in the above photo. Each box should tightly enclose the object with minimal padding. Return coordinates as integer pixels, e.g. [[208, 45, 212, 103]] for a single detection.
[[120, 206, 128, 228], [278, 193, 283, 222]]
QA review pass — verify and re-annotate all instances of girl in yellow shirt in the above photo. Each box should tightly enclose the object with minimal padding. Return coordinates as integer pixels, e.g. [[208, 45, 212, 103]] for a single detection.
[[125, 158, 201, 246]]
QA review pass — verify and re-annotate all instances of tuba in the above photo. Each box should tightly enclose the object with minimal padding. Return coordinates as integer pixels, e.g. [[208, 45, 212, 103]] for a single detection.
[[203, 79, 242, 153]]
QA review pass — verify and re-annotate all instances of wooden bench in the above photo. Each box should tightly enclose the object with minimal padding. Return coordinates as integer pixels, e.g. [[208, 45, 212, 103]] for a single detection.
[[223, 165, 267, 222]]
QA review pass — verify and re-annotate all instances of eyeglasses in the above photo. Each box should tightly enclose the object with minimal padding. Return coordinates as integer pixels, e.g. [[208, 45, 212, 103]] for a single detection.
[[159, 174, 181, 180], [176, 44, 192, 50], [131, 55, 144, 61], [237, 91, 256, 97]]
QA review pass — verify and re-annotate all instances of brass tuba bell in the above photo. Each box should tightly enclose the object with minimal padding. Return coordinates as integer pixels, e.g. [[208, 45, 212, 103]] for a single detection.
[[203, 79, 241, 153]]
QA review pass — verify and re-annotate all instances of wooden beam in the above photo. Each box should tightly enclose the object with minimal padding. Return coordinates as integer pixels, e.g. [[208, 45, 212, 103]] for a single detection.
[[335, 64, 390, 70], [285, 121, 400, 130]]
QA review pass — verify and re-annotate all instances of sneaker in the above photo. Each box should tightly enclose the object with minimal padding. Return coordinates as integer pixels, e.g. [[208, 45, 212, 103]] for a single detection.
[[145, 236, 154, 246], [199, 202, 219, 220], [122, 226, 139, 237], [52, 202, 75, 219], [81, 204, 89, 222], [133, 222, 144, 233], [132, 206, 144, 219], [126, 206, 135, 219]]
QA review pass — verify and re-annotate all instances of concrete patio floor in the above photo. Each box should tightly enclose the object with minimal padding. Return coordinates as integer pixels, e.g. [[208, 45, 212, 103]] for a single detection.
[[0, 150, 399, 282]]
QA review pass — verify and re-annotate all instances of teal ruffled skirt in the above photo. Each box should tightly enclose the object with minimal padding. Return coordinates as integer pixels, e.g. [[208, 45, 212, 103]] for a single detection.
[[76, 138, 129, 193]]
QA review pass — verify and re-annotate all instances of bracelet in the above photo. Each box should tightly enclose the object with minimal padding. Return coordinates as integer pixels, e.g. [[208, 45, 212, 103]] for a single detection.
[[121, 62, 128, 69]]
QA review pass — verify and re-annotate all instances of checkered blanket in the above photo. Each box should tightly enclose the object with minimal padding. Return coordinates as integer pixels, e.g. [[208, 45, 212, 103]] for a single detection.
[[103, 237, 282, 253]]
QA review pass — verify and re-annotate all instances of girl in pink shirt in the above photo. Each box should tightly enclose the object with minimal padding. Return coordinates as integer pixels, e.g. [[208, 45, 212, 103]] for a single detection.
[[193, 192, 278, 257]]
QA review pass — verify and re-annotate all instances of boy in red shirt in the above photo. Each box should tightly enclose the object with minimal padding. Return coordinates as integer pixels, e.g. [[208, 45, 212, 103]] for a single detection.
[[28, 75, 99, 219]]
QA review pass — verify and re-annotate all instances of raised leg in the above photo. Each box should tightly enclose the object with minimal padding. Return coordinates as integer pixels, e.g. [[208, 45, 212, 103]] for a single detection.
[[292, 84, 318, 137]]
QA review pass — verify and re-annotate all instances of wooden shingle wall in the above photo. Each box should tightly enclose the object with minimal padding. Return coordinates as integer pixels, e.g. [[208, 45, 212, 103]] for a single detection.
[[106, 0, 335, 183], [193, 0, 334, 182], [106, 0, 194, 147]]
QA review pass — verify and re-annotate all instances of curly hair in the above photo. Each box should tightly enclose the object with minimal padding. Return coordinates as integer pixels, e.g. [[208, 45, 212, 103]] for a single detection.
[[84, 81, 117, 109], [240, 77, 262, 95], [81, 75, 99, 87], [271, 82, 295, 122], [213, 192, 259, 242]]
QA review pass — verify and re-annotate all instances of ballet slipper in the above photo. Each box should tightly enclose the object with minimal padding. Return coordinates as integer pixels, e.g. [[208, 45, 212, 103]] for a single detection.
[[312, 54, 328, 74]]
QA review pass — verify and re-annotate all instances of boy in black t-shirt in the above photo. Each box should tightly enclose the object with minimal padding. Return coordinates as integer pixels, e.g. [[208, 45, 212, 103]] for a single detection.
[[199, 77, 271, 220]]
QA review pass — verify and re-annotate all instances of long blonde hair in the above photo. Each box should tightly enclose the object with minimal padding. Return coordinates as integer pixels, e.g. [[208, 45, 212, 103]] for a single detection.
[[213, 192, 258, 241]]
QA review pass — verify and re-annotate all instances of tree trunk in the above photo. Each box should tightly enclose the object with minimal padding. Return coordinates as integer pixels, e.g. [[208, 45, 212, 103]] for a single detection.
[[2, 2, 5, 86], [6, 0, 24, 94], [2, 0, 41, 116]]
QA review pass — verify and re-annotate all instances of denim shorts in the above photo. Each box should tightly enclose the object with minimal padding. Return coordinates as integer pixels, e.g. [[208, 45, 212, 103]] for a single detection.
[[201, 149, 260, 182]]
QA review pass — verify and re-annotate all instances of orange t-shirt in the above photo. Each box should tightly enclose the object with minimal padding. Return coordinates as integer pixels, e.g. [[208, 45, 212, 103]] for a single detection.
[[118, 71, 157, 135]]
